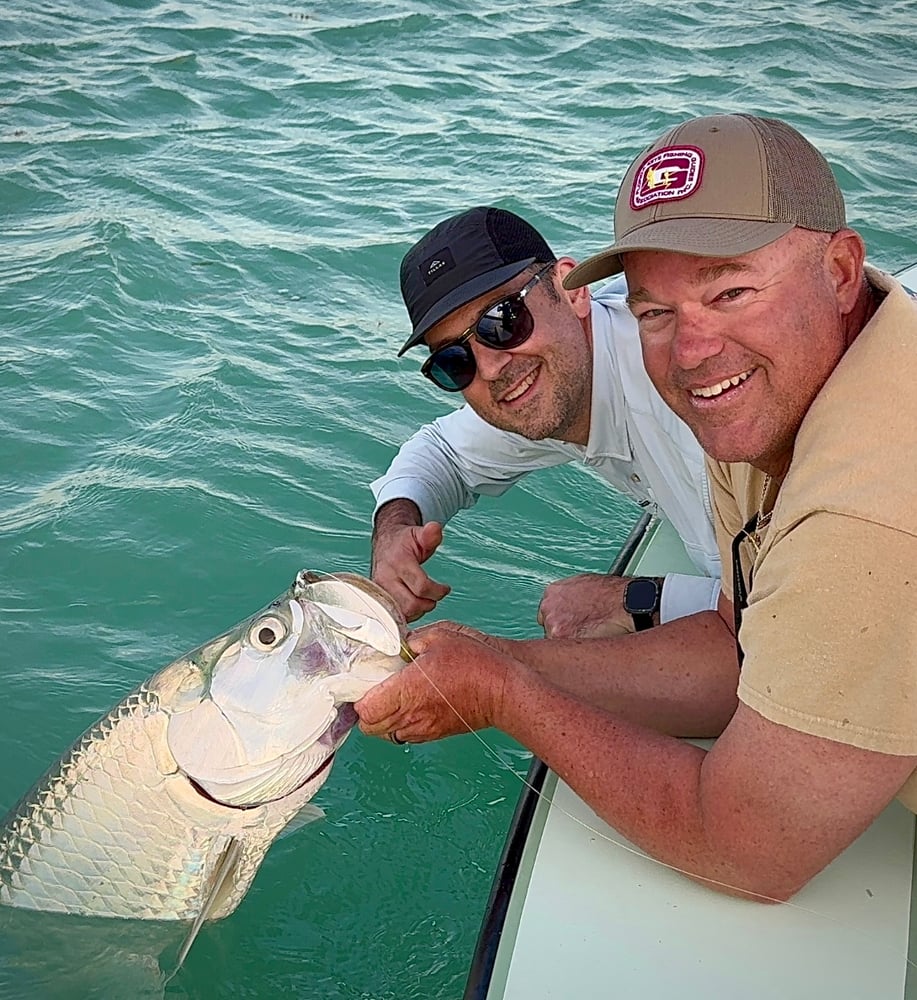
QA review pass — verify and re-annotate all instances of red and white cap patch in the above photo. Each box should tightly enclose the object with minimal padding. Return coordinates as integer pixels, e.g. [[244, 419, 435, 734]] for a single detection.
[[630, 145, 704, 210]]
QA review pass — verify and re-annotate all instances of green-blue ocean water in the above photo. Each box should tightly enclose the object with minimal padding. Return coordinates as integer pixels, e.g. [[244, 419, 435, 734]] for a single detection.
[[1, 1, 915, 997]]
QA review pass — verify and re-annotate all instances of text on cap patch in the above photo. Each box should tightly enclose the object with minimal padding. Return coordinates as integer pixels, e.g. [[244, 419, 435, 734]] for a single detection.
[[630, 146, 705, 210], [420, 248, 456, 286]]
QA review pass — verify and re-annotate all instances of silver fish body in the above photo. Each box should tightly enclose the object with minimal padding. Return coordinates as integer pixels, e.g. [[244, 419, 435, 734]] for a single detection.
[[0, 570, 406, 925]]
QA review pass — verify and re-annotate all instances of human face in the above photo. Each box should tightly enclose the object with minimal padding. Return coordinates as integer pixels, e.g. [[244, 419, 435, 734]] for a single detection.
[[624, 230, 851, 477], [423, 261, 594, 444], [421, 265, 554, 392]]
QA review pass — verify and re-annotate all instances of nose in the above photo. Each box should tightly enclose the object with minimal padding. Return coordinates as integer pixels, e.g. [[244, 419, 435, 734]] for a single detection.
[[470, 339, 514, 382], [670, 303, 726, 370]]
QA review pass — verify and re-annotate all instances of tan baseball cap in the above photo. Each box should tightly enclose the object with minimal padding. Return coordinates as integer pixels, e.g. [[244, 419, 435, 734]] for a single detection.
[[563, 113, 846, 288]]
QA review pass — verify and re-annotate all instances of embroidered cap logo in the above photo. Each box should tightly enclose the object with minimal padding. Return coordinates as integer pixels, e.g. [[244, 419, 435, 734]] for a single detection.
[[630, 146, 705, 211], [420, 247, 456, 286]]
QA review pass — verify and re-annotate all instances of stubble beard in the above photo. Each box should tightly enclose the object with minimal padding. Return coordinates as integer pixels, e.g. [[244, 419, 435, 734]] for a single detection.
[[485, 357, 591, 442]]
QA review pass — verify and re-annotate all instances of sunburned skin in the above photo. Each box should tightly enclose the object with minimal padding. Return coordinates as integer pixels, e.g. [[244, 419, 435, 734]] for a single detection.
[[624, 230, 865, 475]]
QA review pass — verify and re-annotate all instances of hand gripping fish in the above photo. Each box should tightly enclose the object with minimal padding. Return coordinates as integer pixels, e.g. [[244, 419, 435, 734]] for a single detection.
[[0, 570, 408, 967]]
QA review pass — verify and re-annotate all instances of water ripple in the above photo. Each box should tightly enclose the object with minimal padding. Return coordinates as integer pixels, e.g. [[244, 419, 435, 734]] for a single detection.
[[1, 1, 916, 995]]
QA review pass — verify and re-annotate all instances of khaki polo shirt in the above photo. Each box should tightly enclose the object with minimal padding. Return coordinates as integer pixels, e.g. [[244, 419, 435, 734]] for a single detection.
[[707, 269, 917, 810]]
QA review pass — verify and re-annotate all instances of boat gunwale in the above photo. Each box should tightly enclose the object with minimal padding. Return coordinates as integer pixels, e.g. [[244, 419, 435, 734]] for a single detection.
[[463, 510, 655, 1000]]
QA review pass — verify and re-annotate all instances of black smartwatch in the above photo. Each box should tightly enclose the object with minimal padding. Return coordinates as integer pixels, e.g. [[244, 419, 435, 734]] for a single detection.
[[623, 577, 662, 632]]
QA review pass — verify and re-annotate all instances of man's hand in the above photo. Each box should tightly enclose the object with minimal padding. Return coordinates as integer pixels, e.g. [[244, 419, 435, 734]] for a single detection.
[[355, 621, 511, 743], [371, 499, 451, 622], [537, 573, 660, 638]]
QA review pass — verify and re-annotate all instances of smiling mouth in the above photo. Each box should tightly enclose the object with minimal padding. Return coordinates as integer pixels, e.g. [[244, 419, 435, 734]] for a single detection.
[[502, 367, 539, 403], [690, 369, 754, 399]]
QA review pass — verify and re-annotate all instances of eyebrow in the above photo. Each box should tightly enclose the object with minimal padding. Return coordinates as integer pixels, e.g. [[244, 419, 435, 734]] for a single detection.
[[626, 261, 753, 306], [695, 261, 752, 282], [625, 287, 654, 306]]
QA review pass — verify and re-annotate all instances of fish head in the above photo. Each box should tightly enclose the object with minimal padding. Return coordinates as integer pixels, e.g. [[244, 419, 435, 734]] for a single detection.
[[157, 571, 407, 808]]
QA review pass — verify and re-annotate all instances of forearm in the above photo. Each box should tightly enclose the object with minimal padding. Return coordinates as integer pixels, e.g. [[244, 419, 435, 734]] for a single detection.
[[501, 610, 739, 737], [370, 416, 494, 526], [371, 499, 422, 573], [494, 667, 763, 900]]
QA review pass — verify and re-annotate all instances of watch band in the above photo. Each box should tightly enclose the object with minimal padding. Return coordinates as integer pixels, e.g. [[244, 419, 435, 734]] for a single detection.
[[630, 611, 655, 632]]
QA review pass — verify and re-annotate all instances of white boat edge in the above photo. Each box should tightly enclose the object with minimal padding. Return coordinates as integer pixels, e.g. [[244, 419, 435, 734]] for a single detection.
[[466, 261, 917, 1000]]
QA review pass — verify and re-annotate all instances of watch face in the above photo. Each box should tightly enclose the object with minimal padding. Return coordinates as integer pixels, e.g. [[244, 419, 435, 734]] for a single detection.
[[625, 578, 659, 615]]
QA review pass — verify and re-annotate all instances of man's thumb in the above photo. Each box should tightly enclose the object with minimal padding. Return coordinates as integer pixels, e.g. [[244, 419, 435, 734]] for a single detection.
[[416, 521, 444, 561]]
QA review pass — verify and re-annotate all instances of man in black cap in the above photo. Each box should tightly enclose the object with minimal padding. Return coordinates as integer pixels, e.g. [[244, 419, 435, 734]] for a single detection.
[[371, 206, 721, 637]]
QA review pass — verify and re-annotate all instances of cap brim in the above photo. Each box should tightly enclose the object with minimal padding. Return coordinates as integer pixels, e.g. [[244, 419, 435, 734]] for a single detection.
[[397, 258, 537, 356], [563, 218, 795, 289]]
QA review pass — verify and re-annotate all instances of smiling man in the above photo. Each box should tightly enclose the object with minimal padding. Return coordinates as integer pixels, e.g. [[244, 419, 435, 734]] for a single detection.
[[356, 115, 917, 903], [371, 206, 720, 637]]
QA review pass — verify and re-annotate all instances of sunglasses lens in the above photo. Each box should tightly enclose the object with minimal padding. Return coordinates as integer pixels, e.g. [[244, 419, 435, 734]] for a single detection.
[[475, 298, 533, 349], [420, 282, 541, 392], [424, 342, 475, 392]]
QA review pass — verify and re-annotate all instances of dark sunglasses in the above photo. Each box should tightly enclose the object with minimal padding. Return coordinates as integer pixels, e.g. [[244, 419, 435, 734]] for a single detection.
[[730, 512, 760, 668], [420, 264, 555, 392]]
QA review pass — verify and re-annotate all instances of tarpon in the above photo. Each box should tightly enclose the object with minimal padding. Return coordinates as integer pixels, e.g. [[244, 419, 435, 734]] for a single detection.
[[0, 570, 407, 966]]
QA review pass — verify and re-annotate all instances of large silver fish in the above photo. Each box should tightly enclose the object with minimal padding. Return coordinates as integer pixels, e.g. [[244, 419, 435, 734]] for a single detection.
[[0, 570, 406, 964]]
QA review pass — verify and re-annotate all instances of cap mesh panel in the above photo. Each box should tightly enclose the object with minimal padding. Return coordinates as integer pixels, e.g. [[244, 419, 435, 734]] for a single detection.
[[485, 208, 557, 265], [755, 117, 846, 231]]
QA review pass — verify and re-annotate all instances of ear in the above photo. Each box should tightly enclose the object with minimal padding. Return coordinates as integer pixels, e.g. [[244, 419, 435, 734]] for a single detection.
[[825, 229, 866, 315], [554, 258, 592, 320]]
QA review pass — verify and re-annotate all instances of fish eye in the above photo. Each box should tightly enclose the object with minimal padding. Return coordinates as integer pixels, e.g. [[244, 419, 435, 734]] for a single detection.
[[248, 615, 287, 651]]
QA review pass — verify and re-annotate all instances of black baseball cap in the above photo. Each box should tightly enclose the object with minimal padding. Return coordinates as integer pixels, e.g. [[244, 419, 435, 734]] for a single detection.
[[397, 206, 557, 356]]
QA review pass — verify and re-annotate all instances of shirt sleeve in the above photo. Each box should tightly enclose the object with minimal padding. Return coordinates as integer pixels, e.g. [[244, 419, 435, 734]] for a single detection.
[[370, 406, 576, 525], [737, 512, 917, 755], [660, 574, 722, 622]]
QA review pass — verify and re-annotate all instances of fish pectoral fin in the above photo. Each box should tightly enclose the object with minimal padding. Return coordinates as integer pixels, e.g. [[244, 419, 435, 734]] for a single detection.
[[278, 803, 325, 840], [173, 837, 244, 972]]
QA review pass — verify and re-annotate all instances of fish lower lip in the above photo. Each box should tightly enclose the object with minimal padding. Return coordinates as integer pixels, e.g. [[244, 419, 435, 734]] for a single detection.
[[188, 753, 335, 811], [303, 752, 335, 785]]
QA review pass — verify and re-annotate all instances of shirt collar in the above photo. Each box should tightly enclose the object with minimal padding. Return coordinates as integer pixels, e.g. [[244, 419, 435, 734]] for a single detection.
[[580, 296, 631, 463]]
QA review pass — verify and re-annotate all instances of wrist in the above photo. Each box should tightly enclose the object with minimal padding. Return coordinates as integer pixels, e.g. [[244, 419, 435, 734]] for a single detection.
[[373, 498, 422, 535], [371, 501, 423, 570], [488, 653, 528, 732]]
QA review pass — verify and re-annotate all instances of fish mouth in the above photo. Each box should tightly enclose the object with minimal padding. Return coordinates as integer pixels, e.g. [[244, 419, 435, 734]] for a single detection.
[[187, 752, 336, 811]]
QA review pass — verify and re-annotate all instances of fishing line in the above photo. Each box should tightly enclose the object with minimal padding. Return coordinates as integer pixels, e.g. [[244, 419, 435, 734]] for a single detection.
[[323, 569, 917, 974]]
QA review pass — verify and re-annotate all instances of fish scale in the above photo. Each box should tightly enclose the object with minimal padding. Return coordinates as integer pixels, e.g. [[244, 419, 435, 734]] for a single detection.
[[0, 682, 311, 920], [0, 571, 407, 955]]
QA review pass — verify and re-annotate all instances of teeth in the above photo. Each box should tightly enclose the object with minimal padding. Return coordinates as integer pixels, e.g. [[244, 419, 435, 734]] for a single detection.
[[690, 370, 751, 399], [504, 370, 537, 402]]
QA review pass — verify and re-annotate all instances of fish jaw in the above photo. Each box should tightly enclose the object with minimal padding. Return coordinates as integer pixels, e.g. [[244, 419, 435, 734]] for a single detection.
[[164, 574, 406, 809], [164, 600, 339, 807], [292, 570, 409, 700]]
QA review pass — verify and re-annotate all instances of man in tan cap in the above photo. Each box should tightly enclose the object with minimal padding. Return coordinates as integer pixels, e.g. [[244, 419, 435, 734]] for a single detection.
[[355, 114, 917, 902]]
